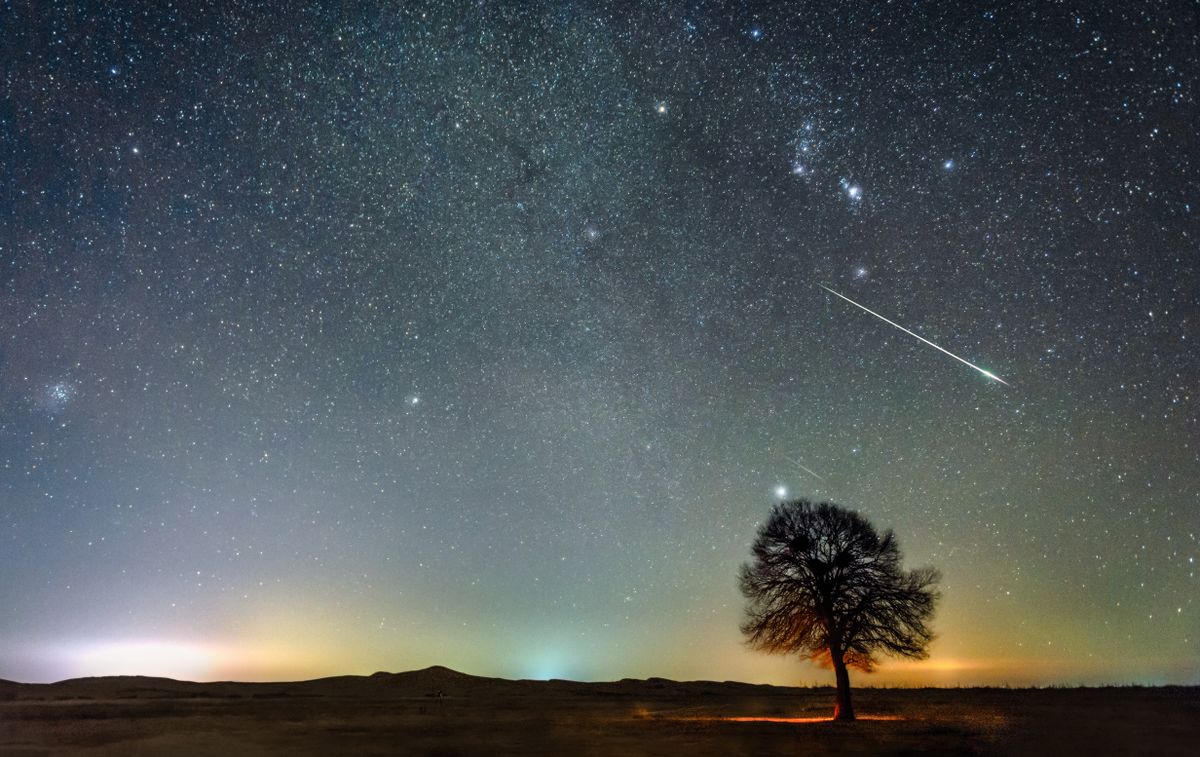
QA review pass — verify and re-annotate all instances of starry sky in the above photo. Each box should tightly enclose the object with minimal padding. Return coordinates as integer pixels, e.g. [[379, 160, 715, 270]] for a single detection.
[[1, 1, 1196, 686]]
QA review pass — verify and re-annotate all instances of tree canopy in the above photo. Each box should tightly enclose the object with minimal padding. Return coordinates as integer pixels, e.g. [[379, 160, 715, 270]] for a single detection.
[[739, 499, 940, 720]]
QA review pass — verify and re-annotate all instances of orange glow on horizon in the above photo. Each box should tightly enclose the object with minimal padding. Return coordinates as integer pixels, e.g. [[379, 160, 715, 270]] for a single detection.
[[697, 715, 905, 724], [879, 656, 991, 673], [49, 637, 350, 683]]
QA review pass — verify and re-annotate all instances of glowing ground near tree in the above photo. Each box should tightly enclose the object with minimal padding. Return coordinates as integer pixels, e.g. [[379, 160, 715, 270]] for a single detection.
[[715, 714, 905, 723]]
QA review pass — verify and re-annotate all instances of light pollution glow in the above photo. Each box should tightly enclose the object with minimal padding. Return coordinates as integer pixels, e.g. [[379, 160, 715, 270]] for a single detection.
[[12, 606, 1198, 686]]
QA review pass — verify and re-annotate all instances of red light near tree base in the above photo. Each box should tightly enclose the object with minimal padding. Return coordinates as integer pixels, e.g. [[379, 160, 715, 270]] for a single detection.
[[723, 714, 904, 723], [675, 715, 905, 724]]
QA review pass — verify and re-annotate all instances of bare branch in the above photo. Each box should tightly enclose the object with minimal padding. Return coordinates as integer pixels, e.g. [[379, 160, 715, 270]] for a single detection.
[[740, 500, 940, 672]]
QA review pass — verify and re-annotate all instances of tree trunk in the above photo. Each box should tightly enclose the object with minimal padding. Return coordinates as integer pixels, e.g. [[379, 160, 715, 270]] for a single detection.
[[831, 653, 855, 721]]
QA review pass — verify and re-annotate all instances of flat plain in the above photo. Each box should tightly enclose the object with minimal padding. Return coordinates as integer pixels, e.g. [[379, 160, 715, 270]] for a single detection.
[[1, 667, 1196, 756]]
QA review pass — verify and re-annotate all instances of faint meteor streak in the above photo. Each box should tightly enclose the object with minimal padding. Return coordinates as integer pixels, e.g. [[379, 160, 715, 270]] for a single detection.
[[819, 285, 1010, 386], [783, 455, 826, 481]]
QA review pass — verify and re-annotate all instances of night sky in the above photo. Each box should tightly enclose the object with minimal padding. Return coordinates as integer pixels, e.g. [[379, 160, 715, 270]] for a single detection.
[[2, 1, 1196, 686]]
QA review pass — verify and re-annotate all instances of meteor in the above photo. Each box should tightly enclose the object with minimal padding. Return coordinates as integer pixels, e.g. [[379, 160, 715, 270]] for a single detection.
[[783, 455, 826, 481], [819, 284, 1010, 386]]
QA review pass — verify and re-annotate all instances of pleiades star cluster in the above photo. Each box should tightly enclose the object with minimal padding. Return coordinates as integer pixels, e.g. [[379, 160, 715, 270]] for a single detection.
[[1, 1, 1195, 685]]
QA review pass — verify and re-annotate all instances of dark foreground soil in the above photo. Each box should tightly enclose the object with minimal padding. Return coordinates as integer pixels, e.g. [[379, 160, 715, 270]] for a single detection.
[[1, 667, 1196, 755]]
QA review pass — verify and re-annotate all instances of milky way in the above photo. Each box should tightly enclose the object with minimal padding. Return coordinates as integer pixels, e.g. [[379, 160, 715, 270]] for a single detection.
[[1, 1, 1196, 685]]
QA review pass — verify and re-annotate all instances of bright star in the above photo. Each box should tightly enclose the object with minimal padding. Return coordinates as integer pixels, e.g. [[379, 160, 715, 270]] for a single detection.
[[943, 159, 955, 170], [774, 486, 788, 499], [654, 101, 668, 115]]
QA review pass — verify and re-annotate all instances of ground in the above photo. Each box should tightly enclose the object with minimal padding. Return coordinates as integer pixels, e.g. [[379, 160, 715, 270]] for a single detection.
[[0, 668, 1196, 755]]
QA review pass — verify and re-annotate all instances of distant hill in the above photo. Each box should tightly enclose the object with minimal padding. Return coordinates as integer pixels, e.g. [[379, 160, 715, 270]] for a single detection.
[[2, 665, 796, 701]]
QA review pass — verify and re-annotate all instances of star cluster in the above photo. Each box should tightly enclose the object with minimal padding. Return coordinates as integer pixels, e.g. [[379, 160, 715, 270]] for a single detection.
[[0, 1, 1196, 685]]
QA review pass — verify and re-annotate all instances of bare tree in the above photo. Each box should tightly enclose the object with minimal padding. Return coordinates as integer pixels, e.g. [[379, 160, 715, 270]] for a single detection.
[[739, 499, 940, 721]]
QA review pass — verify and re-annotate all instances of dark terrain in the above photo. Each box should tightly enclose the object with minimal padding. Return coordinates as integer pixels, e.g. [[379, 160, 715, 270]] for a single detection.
[[1, 666, 1196, 755]]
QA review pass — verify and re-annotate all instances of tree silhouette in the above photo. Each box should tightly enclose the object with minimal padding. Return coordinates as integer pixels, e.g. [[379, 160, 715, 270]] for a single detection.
[[739, 499, 940, 721]]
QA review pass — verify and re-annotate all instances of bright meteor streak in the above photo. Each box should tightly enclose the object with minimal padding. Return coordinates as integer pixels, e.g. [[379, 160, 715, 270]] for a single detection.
[[819, 284, 1010, 386]]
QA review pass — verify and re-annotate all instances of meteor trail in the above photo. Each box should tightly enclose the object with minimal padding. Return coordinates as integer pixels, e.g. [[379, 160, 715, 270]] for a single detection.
[[819, 284, 1010, 386], [783, 455, 826, 481]]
